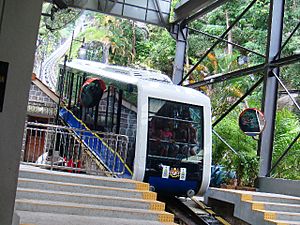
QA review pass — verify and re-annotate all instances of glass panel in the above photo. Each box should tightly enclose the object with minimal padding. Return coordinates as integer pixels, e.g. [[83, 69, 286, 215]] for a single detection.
[[148, 98, 204, 163]]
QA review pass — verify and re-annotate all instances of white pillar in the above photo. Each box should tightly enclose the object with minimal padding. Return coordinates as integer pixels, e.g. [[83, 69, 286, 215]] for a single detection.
[[0, 0, 42, 224]]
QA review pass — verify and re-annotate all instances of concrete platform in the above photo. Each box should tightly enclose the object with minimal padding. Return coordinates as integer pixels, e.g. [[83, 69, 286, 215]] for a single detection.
[[204, 188, 300, 225]]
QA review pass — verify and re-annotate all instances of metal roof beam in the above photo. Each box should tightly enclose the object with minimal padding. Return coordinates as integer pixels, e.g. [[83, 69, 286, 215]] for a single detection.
[[185, 52, 300, 88], [173, 0, 229, 24], [186, 63, 266, 88]]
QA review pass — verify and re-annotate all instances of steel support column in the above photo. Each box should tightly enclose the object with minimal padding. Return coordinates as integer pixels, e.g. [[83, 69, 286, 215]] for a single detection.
[[258, 0, 285, 177], [171, 24, 188, 84]]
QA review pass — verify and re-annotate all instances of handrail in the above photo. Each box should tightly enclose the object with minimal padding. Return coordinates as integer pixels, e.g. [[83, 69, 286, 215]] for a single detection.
[[22, 121, 129, 177]]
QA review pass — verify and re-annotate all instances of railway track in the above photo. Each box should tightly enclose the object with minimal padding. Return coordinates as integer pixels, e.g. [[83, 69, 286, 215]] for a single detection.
[[39, 15, 84, 90], [160, 195, 230, 225]]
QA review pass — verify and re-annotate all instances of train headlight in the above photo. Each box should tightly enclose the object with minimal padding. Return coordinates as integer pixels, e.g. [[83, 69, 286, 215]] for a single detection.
[[149, 186, 156, 192], [187, 189, 195, 197]]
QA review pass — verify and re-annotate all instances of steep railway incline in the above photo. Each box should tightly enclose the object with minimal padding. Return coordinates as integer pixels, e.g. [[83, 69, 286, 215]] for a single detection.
[[39, 16, 84, 90], [16, 165, 177, 225]]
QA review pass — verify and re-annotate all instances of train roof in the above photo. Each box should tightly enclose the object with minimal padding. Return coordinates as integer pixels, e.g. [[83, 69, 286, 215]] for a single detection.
[[65, 59, 172, 84], [65, 59, 210, 106]]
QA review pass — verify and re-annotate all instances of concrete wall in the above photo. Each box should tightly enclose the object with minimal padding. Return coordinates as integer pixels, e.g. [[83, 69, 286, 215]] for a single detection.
[[27, 83, 57, 117], [0, 0, 43, 224], [28, 84, 57, 109], [258, 177, 300, 197]]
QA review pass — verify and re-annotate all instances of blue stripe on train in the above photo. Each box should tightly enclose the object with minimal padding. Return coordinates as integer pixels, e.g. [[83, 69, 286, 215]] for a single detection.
[[59, 108, 132, 178], [148, 176, 199, 196]]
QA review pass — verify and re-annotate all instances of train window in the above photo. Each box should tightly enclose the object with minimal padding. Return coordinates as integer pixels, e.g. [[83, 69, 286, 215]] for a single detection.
[[148, 98, 204, 163]]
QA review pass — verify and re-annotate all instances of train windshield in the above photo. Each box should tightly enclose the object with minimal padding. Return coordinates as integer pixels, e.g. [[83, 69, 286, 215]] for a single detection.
[[148, 98, 204, 163]]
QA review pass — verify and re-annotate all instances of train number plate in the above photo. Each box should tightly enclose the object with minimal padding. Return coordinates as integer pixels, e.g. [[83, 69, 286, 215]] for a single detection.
[[161, 166, 187, 181]]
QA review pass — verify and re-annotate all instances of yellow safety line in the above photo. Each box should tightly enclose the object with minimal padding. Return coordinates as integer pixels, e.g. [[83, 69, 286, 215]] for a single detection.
[[158, 214, 175, 223], [150, 202, 165, 211], [264, 212, 277, 220], [252, 203, 265, 210], [136, 182, 150, 190], [62, 107, 133, 175], [143, 191, 157, 200], [241, 194, 253, 202]]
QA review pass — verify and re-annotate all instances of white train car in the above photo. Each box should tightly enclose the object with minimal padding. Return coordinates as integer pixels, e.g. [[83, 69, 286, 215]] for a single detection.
[[60, 59, 212, 196]]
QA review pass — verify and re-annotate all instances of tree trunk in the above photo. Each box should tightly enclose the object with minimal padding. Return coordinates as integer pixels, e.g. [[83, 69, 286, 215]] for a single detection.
[[102, 42, 110, 64], [226, 10, 233, 55], [131, 21, 136, 64]]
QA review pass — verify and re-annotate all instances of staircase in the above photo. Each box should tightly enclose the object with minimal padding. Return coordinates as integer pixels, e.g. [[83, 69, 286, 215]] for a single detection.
[[205, 188, 300, 225], [16, 165, 176, 225]]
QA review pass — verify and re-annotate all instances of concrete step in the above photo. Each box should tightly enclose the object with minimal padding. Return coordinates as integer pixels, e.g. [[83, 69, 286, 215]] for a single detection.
[[205, 188, 300, 225], [16, 188, 165, 211], [18, 178, 157, 200], [212, 188, 300, 205], [19, 165, 148, 191], [267, 219, 300, 225], [15, 199, 174, 223], [247, 194, 300, 205], [17, 211, 178, 225], [249, 201, 300, 213], [256, 210, 300, 222]]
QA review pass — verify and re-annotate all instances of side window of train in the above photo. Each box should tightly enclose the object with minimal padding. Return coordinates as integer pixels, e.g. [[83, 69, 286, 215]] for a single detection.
[[147, 98, 204, 163], [96, 82, 138, 171]]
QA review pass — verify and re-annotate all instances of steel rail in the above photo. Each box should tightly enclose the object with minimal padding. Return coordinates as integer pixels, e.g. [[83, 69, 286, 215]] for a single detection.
[[161, 196, 219, 225], [191, 197, 231, 225], [161, 196, 230, 225]]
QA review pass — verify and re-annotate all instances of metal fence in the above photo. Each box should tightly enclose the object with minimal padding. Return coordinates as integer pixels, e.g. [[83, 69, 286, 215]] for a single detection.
[[21, 122, 129, 176]]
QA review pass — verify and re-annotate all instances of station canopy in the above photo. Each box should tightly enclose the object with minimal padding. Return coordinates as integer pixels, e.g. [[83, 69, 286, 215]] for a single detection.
[[47, 0, 229, 27]]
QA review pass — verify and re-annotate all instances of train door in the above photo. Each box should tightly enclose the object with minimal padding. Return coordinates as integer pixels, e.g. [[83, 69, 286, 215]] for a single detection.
[[145, 98, 205, 195]]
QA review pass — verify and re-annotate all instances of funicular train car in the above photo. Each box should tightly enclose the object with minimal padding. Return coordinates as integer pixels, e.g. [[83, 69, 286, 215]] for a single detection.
[[59, 59, 212, 196]]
